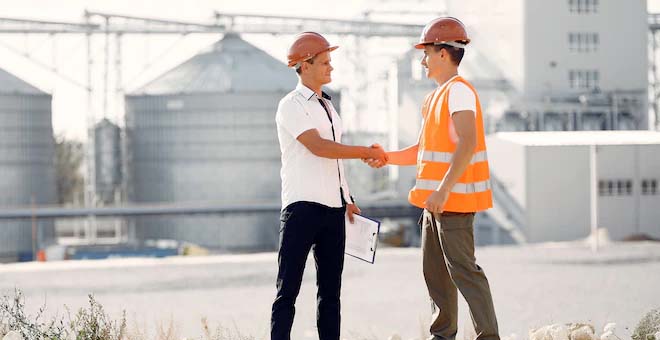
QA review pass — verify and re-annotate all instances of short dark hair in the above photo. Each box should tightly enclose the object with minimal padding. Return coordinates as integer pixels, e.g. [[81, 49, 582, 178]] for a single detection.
[[295, 56, 316, 74], [433, 44, 465, 66]]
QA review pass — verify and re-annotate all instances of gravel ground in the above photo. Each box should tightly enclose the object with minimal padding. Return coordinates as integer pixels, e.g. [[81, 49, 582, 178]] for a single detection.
[[1, 241, 659, 340]]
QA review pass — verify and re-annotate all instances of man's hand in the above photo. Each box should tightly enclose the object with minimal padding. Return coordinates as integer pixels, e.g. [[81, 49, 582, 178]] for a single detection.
[[424, 186, 450, 213], [367, 144, 387, 164], [346, 203, 361, 224], [362, 144, 388, 168]]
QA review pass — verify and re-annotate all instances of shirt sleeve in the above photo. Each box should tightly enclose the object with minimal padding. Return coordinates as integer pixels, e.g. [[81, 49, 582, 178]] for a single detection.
[[276, 97, 317, 139], [447, 82, 477, 117]]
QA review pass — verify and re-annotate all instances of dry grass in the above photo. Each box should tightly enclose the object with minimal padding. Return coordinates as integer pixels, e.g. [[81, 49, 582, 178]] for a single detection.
[[200, 317, 256, 340], [2, 290, 659, 340]]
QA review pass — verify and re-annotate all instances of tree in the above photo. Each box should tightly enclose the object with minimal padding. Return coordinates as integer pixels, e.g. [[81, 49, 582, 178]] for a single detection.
[[55, 135, 84, 204]]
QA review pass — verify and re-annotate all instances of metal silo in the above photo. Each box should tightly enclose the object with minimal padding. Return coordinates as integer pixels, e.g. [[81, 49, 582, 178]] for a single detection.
[[125, 33, 296, 251], [0, 67, 56, 262], [94, 118, 122, 204]]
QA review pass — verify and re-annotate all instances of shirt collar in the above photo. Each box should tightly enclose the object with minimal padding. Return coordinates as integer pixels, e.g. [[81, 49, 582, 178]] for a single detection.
[[295, 82, 332, 101]]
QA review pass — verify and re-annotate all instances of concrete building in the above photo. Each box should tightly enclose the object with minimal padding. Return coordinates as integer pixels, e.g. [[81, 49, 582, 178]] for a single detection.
[[487, 131, 660, 243], [447, 0, 649, 131]]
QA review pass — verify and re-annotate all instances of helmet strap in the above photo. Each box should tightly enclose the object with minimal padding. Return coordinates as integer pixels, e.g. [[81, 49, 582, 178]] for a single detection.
[[434, 41, 467, 49]]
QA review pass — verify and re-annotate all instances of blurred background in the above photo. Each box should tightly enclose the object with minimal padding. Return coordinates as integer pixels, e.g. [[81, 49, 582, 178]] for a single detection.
[[0, 0, 658, 262]]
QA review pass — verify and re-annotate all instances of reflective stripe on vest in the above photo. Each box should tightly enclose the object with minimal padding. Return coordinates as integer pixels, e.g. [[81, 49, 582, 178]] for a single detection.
[[414, 179, 491, 194], [420, 150, 488, 165]]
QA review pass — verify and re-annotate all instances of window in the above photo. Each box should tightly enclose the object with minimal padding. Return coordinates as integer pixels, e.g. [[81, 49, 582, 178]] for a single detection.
[[642, 179, 659, 195], [598, 180, 610, 196], [569, 0, 599, 13], [569, 70, 600, 89], [569, 33, 599, 52], [599, 179, 633, 196]]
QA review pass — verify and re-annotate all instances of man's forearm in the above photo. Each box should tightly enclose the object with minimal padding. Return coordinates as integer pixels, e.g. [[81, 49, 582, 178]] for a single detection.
[[438, 140, 476, 191], [313, 138, 373, 159], [386, 144, 418, 166]]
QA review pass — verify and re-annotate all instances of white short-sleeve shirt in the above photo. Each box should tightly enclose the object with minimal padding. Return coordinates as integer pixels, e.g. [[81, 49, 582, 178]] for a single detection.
[[421, 75, 478, 143], [444, 75, 477, 116], [275, 82, 353, 210]]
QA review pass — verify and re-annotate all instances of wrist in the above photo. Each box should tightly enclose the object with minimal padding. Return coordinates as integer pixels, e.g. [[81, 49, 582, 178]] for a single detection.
[[437, 182, 451, 193], [365, 147, 376, 158]]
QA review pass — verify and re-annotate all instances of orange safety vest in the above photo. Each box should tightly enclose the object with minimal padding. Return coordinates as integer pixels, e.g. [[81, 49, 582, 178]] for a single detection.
[[408, 76, 493, 212]]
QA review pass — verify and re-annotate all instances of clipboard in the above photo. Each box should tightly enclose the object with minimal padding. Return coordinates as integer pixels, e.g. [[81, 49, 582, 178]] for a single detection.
[[345, 213, 381, 264]]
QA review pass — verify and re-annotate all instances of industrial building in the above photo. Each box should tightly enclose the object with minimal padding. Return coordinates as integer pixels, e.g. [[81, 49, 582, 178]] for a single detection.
[[0, 67, 56, 262], [125, 33, 298, 251], [392, 0, 648, 138], [447, 0, 649, 131], [385, 1, 653, 246], [487, 131, 660, 243]]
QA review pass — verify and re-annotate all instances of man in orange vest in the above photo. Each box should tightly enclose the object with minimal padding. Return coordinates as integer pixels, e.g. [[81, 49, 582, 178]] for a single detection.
[[366, 18, 499, 340], [272, 32, 387, 340]]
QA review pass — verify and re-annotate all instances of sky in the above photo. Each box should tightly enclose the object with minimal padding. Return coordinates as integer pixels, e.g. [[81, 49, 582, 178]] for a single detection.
[[0, 0, 658, 141]]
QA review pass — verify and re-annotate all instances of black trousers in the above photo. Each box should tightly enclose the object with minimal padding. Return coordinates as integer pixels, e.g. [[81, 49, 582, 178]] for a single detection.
[[271, 201, 346, 340]]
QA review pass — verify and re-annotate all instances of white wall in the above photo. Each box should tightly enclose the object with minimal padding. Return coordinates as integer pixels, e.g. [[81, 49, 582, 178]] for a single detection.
[[526, 145, 591, 242], [597, 145, 640, 240], [638, 144, 660, 238], [523, 0, 648, 98], [485, 133, 660, 243], [486, 136, 527, 210], [593, 144, 660, 240]]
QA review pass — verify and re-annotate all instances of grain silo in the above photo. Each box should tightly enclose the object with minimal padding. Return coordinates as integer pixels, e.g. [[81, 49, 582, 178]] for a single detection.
[[0, 67, 56, 262], [125, 33, 296, 251], [94, 118, 122, 204]]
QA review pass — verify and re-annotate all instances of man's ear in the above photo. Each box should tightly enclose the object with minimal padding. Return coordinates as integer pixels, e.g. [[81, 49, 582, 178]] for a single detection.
[[439, 48, 448, 61]]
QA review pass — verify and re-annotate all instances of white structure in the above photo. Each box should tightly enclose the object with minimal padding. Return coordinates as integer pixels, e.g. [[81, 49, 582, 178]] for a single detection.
[[487, 131, 660, 242], [448, 0, 649, 130]]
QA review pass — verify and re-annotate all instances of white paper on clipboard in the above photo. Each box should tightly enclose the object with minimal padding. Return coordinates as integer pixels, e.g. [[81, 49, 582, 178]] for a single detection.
[[345, 213, 380, 264]]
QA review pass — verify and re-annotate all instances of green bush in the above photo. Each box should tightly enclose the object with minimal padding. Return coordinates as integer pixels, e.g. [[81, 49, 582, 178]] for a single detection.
[[0, 289, 67, 339], [69, 295, 126, 340], [632, 308, 660, 340]]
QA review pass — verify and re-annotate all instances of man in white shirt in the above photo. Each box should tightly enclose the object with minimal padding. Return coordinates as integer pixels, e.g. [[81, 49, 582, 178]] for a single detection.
[[271, 32, 387, 340]]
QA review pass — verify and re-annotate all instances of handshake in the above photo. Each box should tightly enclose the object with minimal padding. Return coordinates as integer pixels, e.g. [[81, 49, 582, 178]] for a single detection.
[[362, 144, 388, 168]]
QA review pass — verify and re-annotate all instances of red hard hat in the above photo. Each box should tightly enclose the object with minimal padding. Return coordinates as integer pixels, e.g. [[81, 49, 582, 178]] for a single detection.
[[415, 17, 470, 49], [287, 32, 338, 68]]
